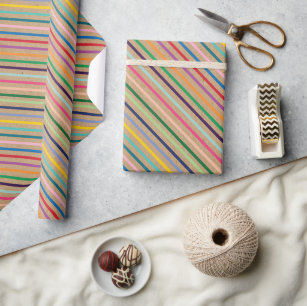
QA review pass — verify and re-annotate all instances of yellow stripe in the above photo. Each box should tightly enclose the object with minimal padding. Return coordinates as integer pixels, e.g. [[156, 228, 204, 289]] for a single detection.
[[71, 125, 95, 130], [0, 119, 42, 126], [0, 3, 50, 9], [42, 144, 67, 179], [64, 0, 78, 15], [124, 122, 171, 172]]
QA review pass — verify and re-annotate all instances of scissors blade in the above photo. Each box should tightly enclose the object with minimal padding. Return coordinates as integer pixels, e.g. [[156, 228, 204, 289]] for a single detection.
[[196, 8, 231, 33]]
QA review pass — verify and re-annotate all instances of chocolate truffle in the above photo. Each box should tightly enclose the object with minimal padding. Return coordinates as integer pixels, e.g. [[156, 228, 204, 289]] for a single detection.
[[112, 266, 135, 289], [119, 244, 142, 267], [98, 251, 119, 272]]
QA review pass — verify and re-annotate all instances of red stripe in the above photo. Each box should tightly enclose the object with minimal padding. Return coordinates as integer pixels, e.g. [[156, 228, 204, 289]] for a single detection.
[[0, 154, 41, 161], [39, 191, 59, 220], [50, 28, 75, 65], [0, 37, 48, 45], [0, 196, 16, 200], [168, 41, 224, 99], [77, 43, 106, 47]]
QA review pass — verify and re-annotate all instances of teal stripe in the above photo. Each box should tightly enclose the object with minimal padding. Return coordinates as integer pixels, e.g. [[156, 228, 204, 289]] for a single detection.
[[75, 78, 87, 82], [0, 16, 49, 23], [0, 133, 42, 139], [212, 43, 226, 58], [123, 143, 150, 172], [56, 0, 77, 25], [42, 154, 67, 189], [71, 132, 90, 136], [200, 42, 222, 63], [0, 72, 46, 79], [47, 78, 72, 112], [127, 51, 222, 153], [0, 189, 22, 194], [124, 133, 160, 172], [41, 163, 66, 199], [0, 126, 42, 132], [53, 0, 76, 35], [0, 10, 50, 17]]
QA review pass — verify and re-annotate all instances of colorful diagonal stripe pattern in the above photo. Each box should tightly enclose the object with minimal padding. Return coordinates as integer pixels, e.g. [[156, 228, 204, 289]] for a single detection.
[[0, 0, 106, 212], [123, 40, 226, 174]]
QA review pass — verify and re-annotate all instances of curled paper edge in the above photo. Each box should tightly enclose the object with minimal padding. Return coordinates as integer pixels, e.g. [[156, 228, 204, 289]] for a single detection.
[[87, 48, 107, 115]]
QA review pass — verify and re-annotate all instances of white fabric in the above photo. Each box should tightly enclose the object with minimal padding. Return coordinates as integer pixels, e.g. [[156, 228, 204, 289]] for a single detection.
[[126, 59, 227, 70], [1, 158, 307, 306]]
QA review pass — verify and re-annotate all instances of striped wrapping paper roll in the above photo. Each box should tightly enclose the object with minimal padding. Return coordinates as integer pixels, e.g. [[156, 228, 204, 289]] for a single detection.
[[123, 40, 226, 174], [38, 0, 78, 220], [0, 1, 106, 215]]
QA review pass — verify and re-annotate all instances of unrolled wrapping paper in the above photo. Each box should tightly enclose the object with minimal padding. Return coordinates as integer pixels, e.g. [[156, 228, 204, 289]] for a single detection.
[[0, 0, 106, 218], [123, 40, 226, 174]]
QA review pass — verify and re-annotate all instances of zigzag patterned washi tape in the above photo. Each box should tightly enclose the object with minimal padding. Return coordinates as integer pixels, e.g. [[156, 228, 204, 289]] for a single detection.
[[258, 83, 279, 144]]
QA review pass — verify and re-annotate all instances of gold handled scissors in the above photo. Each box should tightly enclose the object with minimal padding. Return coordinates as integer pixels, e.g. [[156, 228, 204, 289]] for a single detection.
[[196, 9, 286, 71]]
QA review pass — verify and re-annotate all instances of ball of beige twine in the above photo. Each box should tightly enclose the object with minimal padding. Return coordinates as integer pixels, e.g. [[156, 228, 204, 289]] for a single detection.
[[183, 202, 258, 277]]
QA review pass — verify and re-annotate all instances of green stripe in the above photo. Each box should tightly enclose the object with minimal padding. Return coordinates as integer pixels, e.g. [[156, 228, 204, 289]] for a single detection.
[[135, 40, 223, 132], [75, 64, 89, 68], [123, 143, 150, 172], [0, 175, 36, 181], [73, 103, 96, 109], [42, 154, 67, 189], [45, 105, 70, 141], [0, 98, 44, 105], [47, 57, 73, 93], [73, 98, 91, 102], [0, 93, 44, 99], [124, 134, 159, 171], [126, 85, 210, 173], [0, 133, 42, 139], [0, 126, 42, 132], [44, 117, 69, 151], [0, 59, 46, 65]]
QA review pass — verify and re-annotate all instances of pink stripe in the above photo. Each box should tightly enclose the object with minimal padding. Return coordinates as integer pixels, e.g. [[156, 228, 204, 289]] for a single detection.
[[46, 96, 71, 131], [0, 196, 16, 200], [128, 66, 222, 165], [0, 24, 49, 31], [41, 173, 65, 207], [0, 86, 44, 93], [0, 140, 41, 146], [0, 79, 45, 86], [126, 73, 221, 173], [123, 154, 139, 171], [46, 86, 72, 122], [74, 85, 86, 88], [189, 42, 225, 78], [78, 28, 97, 33], [51, 9, 76, 45]]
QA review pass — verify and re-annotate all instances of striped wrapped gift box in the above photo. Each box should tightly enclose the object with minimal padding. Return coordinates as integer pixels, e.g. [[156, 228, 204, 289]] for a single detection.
[[123, 40, 226, 174]]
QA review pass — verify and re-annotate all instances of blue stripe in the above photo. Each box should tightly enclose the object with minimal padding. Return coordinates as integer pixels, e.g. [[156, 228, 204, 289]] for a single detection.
[[43, 126, 69, 164], [0, 30, 49, 38], [0, 112, 43, 119], [125, 102, 193, 173], [0, 106, 43, 112], [0, 133, 42, 139], [72, 111, 102, 117], [72, 118, 102, 123], [41, 163, 66, 199], [50, 18, 75, 55], [0, 17, 49, 23], [123, 165, 128, 171], [200, 42, 222, 62], [179, 41, 225, 90], [123, 143, 150, 172], [0, 147, 41, 153], [40, 182, 65, 218], [124, 133, 160, 172], [42, 153, 67, 189], [125, 112, 182, 172], [77, 35, 104, 41]]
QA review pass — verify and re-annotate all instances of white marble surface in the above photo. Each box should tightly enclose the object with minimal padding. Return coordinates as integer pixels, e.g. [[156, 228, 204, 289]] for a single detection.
[[1, 0, 306, 256]]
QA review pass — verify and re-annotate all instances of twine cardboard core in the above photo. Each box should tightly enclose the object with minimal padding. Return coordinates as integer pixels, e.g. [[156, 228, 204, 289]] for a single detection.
[[212, 229, 229, 246]]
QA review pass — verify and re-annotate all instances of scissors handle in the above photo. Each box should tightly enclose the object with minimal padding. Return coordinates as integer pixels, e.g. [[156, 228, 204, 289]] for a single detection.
[[228, 21, 286, 71]]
